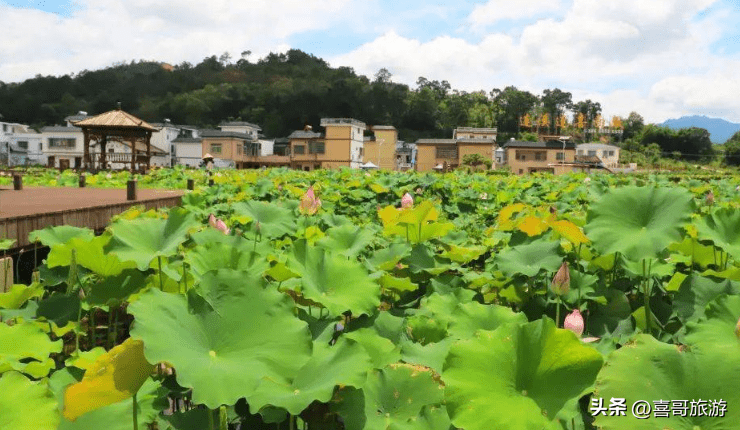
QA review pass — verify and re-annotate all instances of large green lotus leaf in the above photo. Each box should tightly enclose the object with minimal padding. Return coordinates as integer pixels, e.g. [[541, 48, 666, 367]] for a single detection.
[[186, 241, 269, 279], [247, 337, 372, 415], [335, 364, 449, 430], [0, 321, 62, 377], [668, 237, 719, 269], [400, 337, 454, 374], [367, 243, 412, 271], [673, 274, 739, 323], [404, 244, 452, 275], [585, 186, 693, 261], [317, 224, 375, 258], [35, 292, 80, 327], [494, 238, 562, 277], [345, 328, 402, 369], [684, 294, 740, 351], [232, 200, 296, 238], [0, 283, 44, 309], [593, 334, 740, 430], [695, 207, 740, 260], [105, 207, 198, 270], [442, 318, 603, 430], [0, 371, 59, 430], [160, 409, 211, 430], [28, 225, 94, 247], [49, 368, 163, 430], [446, 301, 527, 339], [288, 241, 380, 317], [129, 279, 312, 408], [47, 235, 136, 277], [85, 269, 148, 307]]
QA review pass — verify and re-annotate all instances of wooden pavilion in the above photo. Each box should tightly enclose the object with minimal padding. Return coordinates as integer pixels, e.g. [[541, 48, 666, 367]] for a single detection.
[[73, 107, 159, 172]]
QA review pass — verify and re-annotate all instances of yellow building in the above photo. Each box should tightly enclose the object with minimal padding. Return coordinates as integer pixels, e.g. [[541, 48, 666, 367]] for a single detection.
[[503, 140, 577, 174], [414, 127, 498, 172], [287, 118, 367, 170], [202, 130, 290, 168], [363, 125, 398, 170]]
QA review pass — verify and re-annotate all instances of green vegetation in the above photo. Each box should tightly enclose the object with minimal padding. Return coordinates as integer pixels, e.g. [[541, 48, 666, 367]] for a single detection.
[[1, 167, 740, 429]]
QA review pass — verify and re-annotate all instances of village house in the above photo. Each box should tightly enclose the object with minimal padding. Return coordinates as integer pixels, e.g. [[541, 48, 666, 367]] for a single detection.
[[1, 122, 44, 166], [576, 143, 620, 168], [503, 139, 577, 174], [287, 118, 366, 170], [362, 125, 398, 170], [414, 127, 498, 171]]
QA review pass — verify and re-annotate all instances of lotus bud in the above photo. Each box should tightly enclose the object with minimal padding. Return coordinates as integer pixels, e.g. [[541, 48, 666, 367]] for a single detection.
[[255, 221, 261, 235], [736, 185, 739, 192], [583, 177, 591, 183], [705, 191, 715, 205], [415, 187, 422, 194], [735, 316, 740, 339], [401, 193, 414, 209], [479, 192, 488, 200], [549, 206, 557, 215], [209, 214, 230, 235], [550, 262, 570, 296], [299, 186, 321, 215], [564, 309, 584, 337]]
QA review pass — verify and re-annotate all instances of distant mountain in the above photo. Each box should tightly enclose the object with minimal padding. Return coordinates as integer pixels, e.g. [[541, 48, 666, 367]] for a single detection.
[[661, 115, 740, 144]]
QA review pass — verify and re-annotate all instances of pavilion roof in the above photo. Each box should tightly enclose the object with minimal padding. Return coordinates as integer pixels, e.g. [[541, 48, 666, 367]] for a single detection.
[[73, 108, 158, 132]]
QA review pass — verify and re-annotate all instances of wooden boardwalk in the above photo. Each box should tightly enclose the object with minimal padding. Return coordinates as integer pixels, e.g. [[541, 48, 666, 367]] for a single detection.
[[0, 187, 184, 250]]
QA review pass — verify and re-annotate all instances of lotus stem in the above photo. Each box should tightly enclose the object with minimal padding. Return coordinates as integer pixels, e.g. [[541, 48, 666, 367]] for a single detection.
[[555, 295, 561, 328], [75, 301, 83, 357], [158, 256, 164, 291], [208, 408, 215, 430], [289, 414, 295, 430], [219, 406, 227, 430], [132, 392, 139, 430], [643, 259, 653, 335]]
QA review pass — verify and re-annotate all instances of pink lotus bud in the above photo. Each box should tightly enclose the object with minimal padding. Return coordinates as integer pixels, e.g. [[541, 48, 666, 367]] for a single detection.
[[401, 193, 413, 209], [550, 262, 570, 295], [299, 186, 321, 215], [479, 193, 488, 200], [706, 191, 715, 205], [583, 177, 591, 183], [564, 309, 584, 337], [209, 213, 230, 235]]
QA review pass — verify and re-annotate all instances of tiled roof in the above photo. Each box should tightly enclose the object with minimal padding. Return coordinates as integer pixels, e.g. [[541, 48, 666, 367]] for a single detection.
[[457, 138, 496, 144], [371, 125, 396, 130], [288, 130, 323, 139], [41, 126, 81, 132], [576, 143, 620, 150], [73, 109, 158, 131], [219, 121, 262, 130], [172, 137, 202, 143], [415, 138, 457, 145], [503, 140, 576, 149], [199, 129, 253, 139]]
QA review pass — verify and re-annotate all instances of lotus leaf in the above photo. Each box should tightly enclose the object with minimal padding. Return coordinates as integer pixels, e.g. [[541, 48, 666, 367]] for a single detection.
[[684, 294, 740, 351], [106, 207, 198, 270], [443, 318, 603, 430], [0, 321, 62, 377], [0, 282, 44, 309], [0, 371, 59, 430], [593, 334, 740, 430], [47, 235, 136, 277], [695, 207, 740, 259], [129, 277, 312, 408], [494, 238, 562, 277], [289, 241, 380, 316], [247, 338, 372, 415], [63, 338, 155, 421], [317, 224, 375, 258], [585, 186, 693, 261], [232, 200, 296, 238], [673, 274, 739, 323], [28, 225, 94, 247]]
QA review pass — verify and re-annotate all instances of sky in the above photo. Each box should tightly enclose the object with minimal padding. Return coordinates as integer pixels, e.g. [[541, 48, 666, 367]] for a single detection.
[[1, 0, 739, 123]]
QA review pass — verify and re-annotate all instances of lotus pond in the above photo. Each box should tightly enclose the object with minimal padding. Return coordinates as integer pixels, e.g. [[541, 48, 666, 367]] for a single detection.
[[2, 168, 740, 430]]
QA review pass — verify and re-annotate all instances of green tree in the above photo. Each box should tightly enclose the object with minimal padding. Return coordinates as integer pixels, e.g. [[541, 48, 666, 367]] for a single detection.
[[490, 86, 538, 134]]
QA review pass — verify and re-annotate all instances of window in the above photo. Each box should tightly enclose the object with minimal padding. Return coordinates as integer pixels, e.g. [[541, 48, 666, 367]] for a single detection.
[[602, 150, 609, 157], [436, 146, 458, 159], [608, 151, 615, 156], [210, 143, 222, 154], [535, 151, 546, 161], [294, 145, 305, 154], [108, 148, 114, 153], [556, 152, 565, 161], [17, 141, 28, 149], [578, 150, 584, 155], [309, 141, 325, 154], [587, 150, 596, 156], [39, 143, 43, 151], [49, 138, 76, 148], [518, 169, 523, 174], [515, 150, 524, 161]]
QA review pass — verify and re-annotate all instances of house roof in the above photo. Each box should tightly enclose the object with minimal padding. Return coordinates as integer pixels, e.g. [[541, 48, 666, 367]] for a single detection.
[[371, 125, 396, 130], [64, 114, 90, 123], [172, 137, 202, 143], [288, 130, 323, 139], [576, 143, 620, 150], [503, 140, 576, 149], [575, 155, 603, 164], [415, 138, 457, 145], [199, 129, 254, 139], [41, 126, 81, 132], [219, 121, 261, 130], [457, 138, 496, 144], [73, 109, 158, 131]]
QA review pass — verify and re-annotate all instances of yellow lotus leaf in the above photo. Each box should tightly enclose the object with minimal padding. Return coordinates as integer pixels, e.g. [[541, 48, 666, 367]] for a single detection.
[[498, 203, 527, 225], [518, 216, 549, 237], [369, 183, 389, 193], [550, 220, 590, 245], [63, 338, 154, 421], [378, 205, 401, 227]]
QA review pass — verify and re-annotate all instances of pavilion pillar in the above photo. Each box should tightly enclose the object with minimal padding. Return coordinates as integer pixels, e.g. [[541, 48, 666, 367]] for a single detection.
[[83, 130, 90, 170], [146, 132, 152, 171], [100, 135, 108, 170], [130, 139, 136, 173]]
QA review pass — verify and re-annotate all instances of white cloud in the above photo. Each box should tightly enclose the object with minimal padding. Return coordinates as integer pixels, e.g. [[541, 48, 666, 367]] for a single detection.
[[0, 0, 355, 82], [468, 0, 564, 27]]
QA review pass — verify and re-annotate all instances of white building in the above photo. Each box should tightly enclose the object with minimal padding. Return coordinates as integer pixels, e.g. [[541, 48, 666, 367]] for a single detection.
[[1, 122, 44, 166], [576, 143, 620, 168], [40, 125, 85, 169], [171, 126, 202, 167], [219, 121, 261, 140]]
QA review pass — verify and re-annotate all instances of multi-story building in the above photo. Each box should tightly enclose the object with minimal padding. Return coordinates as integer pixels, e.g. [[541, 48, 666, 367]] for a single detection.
[[286, 118, 367, 170], [576, 143, 620, 168], [414, 127, 497, 171], [1, 122, 44, 166], [503, 139, 577, 174], [363, 125, 398, 170], [219, 121, 261, 140]]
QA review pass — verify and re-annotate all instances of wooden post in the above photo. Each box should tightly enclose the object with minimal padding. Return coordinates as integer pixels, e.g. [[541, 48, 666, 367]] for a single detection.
[[83, 129, 90, 170], [100, 135, 108, 170], [187, 179, 194, 190], [146, 132, 152, 171], [127, 180, 137, 201], [0, 257, 12, 293], [131, 139, 136, 173], [208, 178, 215, 186], [13, 174, 22, 190], [79, 174, 86, 188]]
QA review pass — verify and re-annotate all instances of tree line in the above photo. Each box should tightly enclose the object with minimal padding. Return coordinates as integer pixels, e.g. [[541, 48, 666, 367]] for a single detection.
[[0, 49, 722, 163]]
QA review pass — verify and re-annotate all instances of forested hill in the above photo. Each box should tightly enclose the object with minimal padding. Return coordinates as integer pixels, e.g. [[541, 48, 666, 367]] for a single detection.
[[2, 49, 599, 140]]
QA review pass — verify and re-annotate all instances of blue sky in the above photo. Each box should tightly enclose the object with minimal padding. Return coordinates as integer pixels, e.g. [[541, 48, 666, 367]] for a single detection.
[[1, 0, 739, 123]]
